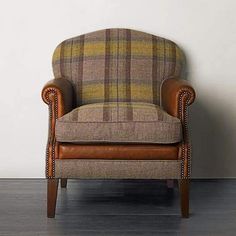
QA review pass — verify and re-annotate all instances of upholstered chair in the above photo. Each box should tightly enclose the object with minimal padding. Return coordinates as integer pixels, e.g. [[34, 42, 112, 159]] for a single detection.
[[42, 29, 195, 218]]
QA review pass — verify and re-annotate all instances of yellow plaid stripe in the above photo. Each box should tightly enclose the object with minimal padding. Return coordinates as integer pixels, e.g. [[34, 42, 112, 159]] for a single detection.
[[78, 102, 157, 109], [81, 83, 155, 102], [53, 41, 183, 61]]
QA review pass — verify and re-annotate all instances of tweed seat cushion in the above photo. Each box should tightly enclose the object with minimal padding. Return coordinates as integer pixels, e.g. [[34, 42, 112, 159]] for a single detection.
[[55, 102, 182, 144]]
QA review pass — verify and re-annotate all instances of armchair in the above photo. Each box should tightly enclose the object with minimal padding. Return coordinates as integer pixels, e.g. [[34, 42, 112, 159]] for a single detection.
[[42, 28, 195, 218]]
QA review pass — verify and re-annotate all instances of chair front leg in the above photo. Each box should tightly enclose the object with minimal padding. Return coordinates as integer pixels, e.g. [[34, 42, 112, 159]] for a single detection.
[[179, 179, 189, 218], [47, 179, 59, 218]]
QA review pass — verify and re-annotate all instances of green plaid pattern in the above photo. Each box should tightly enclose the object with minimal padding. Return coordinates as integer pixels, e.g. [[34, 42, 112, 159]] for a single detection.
[[52, 28, 185, 106]]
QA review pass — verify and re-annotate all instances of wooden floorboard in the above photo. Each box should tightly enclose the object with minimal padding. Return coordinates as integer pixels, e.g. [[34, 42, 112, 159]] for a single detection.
[[0, 179, 236, 235]]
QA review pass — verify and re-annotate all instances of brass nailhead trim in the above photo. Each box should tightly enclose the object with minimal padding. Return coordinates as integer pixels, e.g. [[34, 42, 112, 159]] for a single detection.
[[44, 88, 58, 179], [178, 90, 191, 179]]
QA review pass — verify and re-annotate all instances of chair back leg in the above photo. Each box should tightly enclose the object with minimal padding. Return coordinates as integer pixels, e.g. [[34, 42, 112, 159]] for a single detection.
[[166, 179, 174, 188], [61, 178, 67, 188]]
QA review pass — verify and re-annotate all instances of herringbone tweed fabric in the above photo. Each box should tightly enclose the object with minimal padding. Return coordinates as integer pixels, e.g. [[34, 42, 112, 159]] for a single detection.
[[52, 28, 185, 106], [55, 159, 182, 179], [55, 102, 182, 143]]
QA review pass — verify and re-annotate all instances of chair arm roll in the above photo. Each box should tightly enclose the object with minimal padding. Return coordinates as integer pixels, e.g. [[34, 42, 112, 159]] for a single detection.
[[41, 78, 75, 117], [161, 77, 196, 118]]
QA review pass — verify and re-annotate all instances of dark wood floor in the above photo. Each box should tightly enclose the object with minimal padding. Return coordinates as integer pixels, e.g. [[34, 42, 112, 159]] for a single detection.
[[0, 179, 236, 235]]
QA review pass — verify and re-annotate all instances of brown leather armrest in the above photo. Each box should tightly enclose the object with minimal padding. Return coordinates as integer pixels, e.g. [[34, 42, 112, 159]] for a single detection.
[[161, 77, 195, 179], [41, 78, 74, 117], [161, 77, 196, 118], [41, 78, 74, 178]]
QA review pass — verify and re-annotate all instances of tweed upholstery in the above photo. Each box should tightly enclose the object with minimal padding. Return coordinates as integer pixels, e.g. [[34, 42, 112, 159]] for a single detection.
[[55, 102, 182, 143], [55, 159, 181, 179], [52, 28, 185, 106]]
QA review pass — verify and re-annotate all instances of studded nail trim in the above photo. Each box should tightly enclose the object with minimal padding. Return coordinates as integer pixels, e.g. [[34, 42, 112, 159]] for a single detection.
[[43, 88, 58, 179], [178, 90, 192, 179]]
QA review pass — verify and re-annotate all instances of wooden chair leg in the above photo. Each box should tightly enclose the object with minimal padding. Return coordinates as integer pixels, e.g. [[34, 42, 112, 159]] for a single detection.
[[179, 179, 189, 218], [61, 178, 67, 188], [47, 178, 58, 218], [167, 179, 174, 189]]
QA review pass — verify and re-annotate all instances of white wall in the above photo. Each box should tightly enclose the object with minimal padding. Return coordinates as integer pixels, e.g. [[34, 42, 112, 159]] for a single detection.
[[0, 0, 236, 178]]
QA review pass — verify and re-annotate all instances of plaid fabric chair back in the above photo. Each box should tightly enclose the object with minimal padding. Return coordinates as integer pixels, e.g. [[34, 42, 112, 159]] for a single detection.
[[52, 29, 185, 106]]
